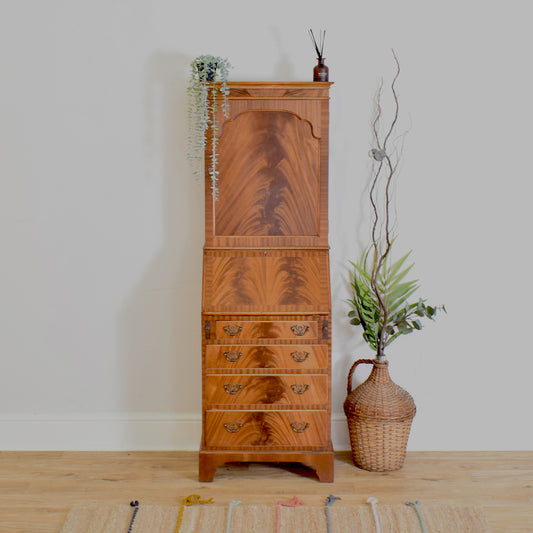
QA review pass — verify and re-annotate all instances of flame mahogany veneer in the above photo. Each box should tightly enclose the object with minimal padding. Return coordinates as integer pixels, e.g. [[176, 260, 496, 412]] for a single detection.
[[200, 82, 334, 482]]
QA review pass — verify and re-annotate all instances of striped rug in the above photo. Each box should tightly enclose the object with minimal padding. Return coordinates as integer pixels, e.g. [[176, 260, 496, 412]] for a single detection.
[[60, 500, 491, 532]]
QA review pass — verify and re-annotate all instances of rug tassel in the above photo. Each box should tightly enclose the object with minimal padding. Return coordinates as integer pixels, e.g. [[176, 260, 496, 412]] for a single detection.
[[276, 496, 305, 533], [325, 495, 341, 533], [225, 500, 241, 533], [406, 500, 427, 533], [127, 501, 139, 533], [367, 497, 382, 533], [174, 494, 213, 533]]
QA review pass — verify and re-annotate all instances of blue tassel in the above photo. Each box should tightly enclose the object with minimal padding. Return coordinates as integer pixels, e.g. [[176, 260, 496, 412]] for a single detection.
[[127, 500, 140, 533]]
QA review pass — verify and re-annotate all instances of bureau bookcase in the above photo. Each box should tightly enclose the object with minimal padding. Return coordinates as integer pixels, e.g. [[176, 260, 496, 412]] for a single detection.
[[200, 82, 334, 482]]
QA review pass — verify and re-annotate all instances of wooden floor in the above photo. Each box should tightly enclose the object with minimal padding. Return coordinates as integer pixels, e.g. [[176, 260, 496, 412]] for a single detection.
[[0, 451, 532, 532]]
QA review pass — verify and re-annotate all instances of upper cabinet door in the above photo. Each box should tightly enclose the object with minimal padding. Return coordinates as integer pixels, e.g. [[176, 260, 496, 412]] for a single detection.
[[205, 83, 332, 248]]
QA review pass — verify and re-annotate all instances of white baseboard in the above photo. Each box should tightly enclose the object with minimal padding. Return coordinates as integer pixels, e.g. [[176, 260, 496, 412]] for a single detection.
[[332, 413, 351, 450], [0, 413, 352, 451], [0, 413, 202, 451]]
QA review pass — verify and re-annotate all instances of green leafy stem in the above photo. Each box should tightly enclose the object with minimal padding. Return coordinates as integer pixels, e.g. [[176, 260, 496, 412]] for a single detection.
[[348, 246, 445, 354]]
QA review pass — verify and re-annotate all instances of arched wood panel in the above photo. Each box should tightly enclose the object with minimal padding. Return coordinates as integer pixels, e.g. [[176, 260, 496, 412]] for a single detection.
[[214, 111, 320, 237]]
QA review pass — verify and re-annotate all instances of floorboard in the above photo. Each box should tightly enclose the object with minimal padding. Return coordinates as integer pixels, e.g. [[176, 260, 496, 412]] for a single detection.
[[0, 451, 531, 532]]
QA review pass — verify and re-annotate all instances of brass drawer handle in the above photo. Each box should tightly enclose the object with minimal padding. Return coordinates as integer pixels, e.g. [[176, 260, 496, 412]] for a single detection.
[[291, 324, 309, 337], [224, 422, 243, 433], [290, 422, 310, 433], [224, 350, 243, 362], [291, 351, 310, 363], [223, 325, 243, 336], [224, 383, 243, 394], [291, 383, 310, 395]]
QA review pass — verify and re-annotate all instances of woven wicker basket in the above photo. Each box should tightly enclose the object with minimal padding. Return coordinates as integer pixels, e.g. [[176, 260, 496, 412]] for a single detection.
[[344, 359, 416, 472]]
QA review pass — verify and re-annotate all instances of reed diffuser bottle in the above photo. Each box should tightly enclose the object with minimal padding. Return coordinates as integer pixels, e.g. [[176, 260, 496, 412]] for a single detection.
[[309, 29, 329, 82]]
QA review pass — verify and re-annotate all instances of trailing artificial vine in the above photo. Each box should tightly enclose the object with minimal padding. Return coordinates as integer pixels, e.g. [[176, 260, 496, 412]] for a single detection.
[[187, 55, 232, 200]]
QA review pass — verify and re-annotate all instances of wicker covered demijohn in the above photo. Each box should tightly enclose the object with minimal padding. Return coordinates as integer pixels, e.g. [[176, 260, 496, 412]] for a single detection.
[[344, 358, 416, 472]]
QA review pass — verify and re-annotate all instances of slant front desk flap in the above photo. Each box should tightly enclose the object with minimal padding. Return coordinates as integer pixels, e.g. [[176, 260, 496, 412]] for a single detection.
[[202, 249, 330, 314]]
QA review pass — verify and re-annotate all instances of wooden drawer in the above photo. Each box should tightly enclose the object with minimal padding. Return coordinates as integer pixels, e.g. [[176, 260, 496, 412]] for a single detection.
[[215, 320, 318, 341], [205, 375, 327, 407], [204, 410, 328, 448], [205, 345, 328, 371]]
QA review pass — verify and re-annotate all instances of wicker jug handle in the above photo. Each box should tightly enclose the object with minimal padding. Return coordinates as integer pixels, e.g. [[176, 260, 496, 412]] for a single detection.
[[347, 359, 375, 395]]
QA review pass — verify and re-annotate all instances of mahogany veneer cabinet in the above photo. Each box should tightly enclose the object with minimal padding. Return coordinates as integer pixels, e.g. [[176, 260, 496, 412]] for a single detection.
[[200, 82, 334, 482]]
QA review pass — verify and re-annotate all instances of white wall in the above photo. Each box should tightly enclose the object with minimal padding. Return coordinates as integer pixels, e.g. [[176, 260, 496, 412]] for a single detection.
[[1, 0, 531, 451]]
